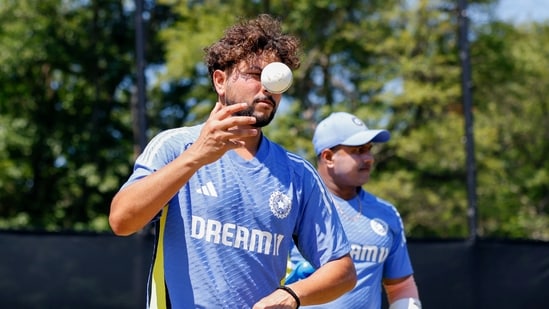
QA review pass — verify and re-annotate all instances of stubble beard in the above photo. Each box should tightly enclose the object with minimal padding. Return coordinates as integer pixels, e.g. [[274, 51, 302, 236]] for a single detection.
[[225, 99, 276, 128]]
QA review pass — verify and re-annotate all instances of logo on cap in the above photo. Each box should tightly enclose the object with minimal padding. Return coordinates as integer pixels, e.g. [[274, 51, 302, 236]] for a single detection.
[[351, 116, 365, 127]]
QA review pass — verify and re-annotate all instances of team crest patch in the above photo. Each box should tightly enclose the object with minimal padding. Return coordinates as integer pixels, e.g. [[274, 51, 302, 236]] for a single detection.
[[370, 218, 388, 236], [269, 191, 292, 219]]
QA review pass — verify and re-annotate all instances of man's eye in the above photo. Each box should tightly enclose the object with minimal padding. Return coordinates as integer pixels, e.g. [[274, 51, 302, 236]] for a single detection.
[[356, 145, 373, 154], [242, 72, 261, 79]]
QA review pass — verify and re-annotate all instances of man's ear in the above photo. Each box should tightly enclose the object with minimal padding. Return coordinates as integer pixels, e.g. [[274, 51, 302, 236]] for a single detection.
[[212, 70, 226, 95], [320, 149, 335, 168]]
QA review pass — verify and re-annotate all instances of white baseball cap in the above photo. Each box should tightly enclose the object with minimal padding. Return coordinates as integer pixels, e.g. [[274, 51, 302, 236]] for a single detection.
[[313, 112, 391, 155]]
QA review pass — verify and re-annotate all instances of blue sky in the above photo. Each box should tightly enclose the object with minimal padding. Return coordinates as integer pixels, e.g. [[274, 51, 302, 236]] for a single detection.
[[496, 0, 549, 23]]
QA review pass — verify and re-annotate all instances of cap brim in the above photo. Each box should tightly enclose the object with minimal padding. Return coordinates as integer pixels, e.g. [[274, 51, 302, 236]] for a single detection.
[[340, 130, 390, 146]]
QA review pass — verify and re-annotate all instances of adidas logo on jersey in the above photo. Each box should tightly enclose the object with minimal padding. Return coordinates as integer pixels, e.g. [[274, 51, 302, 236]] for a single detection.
[[196, 181, 218, 197]]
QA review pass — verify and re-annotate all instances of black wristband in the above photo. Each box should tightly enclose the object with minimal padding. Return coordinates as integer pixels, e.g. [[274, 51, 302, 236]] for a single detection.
[[277, 285, 300, 308]]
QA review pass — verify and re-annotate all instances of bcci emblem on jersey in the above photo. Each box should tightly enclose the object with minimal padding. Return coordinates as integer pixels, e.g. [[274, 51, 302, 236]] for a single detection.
[[269, 191, 292, 219], [370, 218, 389, 236]]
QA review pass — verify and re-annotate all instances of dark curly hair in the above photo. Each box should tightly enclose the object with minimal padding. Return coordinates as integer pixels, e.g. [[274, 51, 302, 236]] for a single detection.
[[204, 14, 300, 82]]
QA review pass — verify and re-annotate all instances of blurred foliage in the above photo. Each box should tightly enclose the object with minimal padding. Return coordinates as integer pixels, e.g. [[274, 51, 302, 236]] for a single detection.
[[0, 0, 136, 230], [0, 0, 547, 240]]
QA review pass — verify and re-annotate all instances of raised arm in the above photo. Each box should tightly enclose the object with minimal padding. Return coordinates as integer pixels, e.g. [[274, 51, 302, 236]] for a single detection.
[[109, 102, 258, 236]]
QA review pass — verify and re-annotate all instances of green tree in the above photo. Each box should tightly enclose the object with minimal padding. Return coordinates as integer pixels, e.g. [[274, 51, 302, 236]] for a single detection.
[[1, 0, 547, 240], [0, 0, 137, 230], [472, 21, 549, 239]]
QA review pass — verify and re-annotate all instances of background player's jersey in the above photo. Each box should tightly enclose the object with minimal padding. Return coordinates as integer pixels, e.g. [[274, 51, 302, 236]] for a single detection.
[[289, 190, 414, 309], [121, 124, 350, 308]]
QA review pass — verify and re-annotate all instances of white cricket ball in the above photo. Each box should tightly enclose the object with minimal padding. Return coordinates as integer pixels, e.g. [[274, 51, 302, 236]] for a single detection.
[[261, 62, 293, 94]]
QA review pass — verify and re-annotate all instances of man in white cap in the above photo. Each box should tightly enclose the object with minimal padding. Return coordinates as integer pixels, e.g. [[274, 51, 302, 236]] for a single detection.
[[287, 112, 421, 309]]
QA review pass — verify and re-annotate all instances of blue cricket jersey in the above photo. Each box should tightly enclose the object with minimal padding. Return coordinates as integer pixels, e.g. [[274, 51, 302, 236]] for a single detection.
[[121, 124, 350, 308], [289, 190, 414, 309]]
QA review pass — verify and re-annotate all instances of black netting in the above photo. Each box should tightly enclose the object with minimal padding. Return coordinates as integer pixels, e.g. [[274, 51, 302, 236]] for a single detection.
[[0, 231, 151, 309], [1, 232, 548, 308]]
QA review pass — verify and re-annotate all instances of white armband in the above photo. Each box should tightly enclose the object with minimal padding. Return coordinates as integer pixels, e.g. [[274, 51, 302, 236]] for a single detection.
[[389, 298, 422, 309]]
